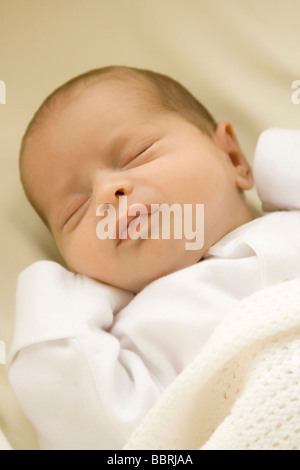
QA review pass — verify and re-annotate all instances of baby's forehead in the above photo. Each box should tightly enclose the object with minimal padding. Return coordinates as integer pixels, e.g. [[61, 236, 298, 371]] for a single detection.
[[23, 76, 157, 161]]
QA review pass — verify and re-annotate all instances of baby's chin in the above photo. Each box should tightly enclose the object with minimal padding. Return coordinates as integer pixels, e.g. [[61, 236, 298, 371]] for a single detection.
[[65, 239, 205, 293], [65, 261, 150, 293], [103, 255, 202, 294], [100, 270, 159, 294]]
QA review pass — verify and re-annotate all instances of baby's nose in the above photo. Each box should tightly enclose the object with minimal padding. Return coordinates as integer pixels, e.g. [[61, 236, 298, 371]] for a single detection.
[[93, 172, 134, 207], [114, 188, 125, 197]]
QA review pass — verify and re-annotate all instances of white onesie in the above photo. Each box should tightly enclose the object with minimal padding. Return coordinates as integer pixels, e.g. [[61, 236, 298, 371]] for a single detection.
[[8, 129, 300, 450]]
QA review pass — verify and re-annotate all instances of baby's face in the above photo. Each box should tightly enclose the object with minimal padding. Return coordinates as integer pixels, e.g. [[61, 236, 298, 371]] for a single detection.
[[23, 81, 253, 292]]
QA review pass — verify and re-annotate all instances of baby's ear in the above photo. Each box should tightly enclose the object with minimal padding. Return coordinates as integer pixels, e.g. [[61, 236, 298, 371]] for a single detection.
[[213, 120, 254, 190]]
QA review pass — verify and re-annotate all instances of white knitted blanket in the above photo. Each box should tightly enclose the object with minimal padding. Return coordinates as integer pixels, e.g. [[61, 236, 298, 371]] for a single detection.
[[124, 278, 300, 450]]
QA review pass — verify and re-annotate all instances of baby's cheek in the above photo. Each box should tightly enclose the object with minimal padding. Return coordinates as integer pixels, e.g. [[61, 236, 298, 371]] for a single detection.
[[71, 238, 122, 287], [60, 229, 102, 277]]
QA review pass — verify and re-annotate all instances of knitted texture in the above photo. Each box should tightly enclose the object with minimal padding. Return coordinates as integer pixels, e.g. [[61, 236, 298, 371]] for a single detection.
[[124, 278, 300, 450]]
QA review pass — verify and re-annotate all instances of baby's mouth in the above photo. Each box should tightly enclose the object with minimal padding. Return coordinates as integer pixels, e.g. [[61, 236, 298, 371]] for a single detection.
[[116, 204, 158, 245]]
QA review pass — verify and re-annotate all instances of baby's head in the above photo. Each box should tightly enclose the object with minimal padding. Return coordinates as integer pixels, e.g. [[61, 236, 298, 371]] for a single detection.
[[20, 66, 254, 293]]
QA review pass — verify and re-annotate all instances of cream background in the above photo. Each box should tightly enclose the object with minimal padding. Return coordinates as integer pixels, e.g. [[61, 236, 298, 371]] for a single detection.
[[0, 0, 299, 450]]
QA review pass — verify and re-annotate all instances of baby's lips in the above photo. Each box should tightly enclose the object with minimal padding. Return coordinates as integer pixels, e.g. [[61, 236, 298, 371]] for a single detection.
[[117, 214, 139, 241], [128, 203, 151, 216], [116, 205, 147, 241], [116, 203, 159, 242]]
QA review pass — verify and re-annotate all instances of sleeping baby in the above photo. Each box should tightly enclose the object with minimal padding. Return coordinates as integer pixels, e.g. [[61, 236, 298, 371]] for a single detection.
[[8, 66, 300, 449]]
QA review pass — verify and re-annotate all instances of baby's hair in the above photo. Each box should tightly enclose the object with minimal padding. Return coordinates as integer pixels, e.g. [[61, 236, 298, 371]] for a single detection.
[[20, 65, 217, 157], [19, 66, 217, 225]]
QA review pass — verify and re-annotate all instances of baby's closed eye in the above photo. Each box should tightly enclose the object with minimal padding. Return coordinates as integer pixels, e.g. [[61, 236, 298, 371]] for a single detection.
[[63, 196, 91, 230], [121, 141, 158, 169]]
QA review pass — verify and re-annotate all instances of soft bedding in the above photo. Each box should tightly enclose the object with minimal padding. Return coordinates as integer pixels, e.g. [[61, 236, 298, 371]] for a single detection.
[[124, 278, 300, 450]]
